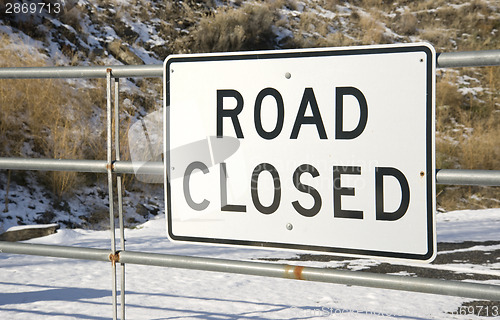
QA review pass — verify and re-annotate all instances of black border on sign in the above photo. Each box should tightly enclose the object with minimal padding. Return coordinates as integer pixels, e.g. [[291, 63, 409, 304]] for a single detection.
[[164, 44, 435, 261]]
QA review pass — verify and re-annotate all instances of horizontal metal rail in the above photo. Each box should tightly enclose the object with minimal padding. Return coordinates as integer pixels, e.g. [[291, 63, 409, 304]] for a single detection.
[[436, 49, 500, 68], [0, 157, 109, 173], [0, 50, 498, 80], [0, 158, 163, 175], [0, 64, 161, 79], [1, 157, 499, 186], [436, 169, 500, 187], [0, 241, 499, 301], [0, 241, 111, 261]]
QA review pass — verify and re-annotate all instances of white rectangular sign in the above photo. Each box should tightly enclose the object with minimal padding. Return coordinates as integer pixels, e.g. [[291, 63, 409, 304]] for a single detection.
[[163, 43, 436, 262]]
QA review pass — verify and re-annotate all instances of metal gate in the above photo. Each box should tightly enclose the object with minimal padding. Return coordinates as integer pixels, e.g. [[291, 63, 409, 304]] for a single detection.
[[1, 49, 499, 320]]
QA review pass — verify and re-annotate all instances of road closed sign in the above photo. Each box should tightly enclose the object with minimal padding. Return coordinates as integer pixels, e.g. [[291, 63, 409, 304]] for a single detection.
[[163, 43, 436, 262]]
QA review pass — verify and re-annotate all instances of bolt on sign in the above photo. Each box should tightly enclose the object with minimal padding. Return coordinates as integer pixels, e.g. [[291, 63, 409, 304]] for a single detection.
[[163, 43, 436, 262]]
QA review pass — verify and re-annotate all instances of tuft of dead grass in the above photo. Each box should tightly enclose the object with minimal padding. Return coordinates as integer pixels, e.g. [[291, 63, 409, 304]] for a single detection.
[[189, 2, 278, 53], [358, 14, 390, 44], [395, 10, 418, 36]]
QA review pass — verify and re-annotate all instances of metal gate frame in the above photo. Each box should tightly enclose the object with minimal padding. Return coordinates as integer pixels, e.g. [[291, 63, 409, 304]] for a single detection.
[[1, 49, 500, 320]]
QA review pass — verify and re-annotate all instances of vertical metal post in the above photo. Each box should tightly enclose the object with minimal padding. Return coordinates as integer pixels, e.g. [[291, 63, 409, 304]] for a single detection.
[[114, 77, 126, 320], [106, 69, 118, 320]]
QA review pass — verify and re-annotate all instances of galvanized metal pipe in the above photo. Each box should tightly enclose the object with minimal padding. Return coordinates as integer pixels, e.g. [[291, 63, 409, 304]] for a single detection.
[[0, 158, 162, 175], [0, 157, 108, 173], [114, 77, 126, 320], [106, 70, 116, 255], [0, 241, 111, 261], [437, 50, 500, 68], [112, 161, 164, 175], [1, 158, 499, 186], [106, 70, 118, 320], [0, 64, 162, 79], [436, 169, 500, 187], [0, 158, 162, 174], [1, 241, 499, 301], [0, 50, 498, 81]]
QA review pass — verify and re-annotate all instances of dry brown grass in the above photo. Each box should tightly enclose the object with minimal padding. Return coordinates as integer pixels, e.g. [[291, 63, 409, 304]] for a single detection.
[[0, 36, 105, 199], [395, 10, 418, 36], [436, 67, 500, 170], [358, 14, 390, 44], [435, 66, 500, 211], [188, 2, 278, 53]]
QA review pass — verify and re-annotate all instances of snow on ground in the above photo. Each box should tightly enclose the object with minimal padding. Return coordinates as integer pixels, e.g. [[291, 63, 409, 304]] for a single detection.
[[437, 208, 500, 243], [0, 208, 499, 319]]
